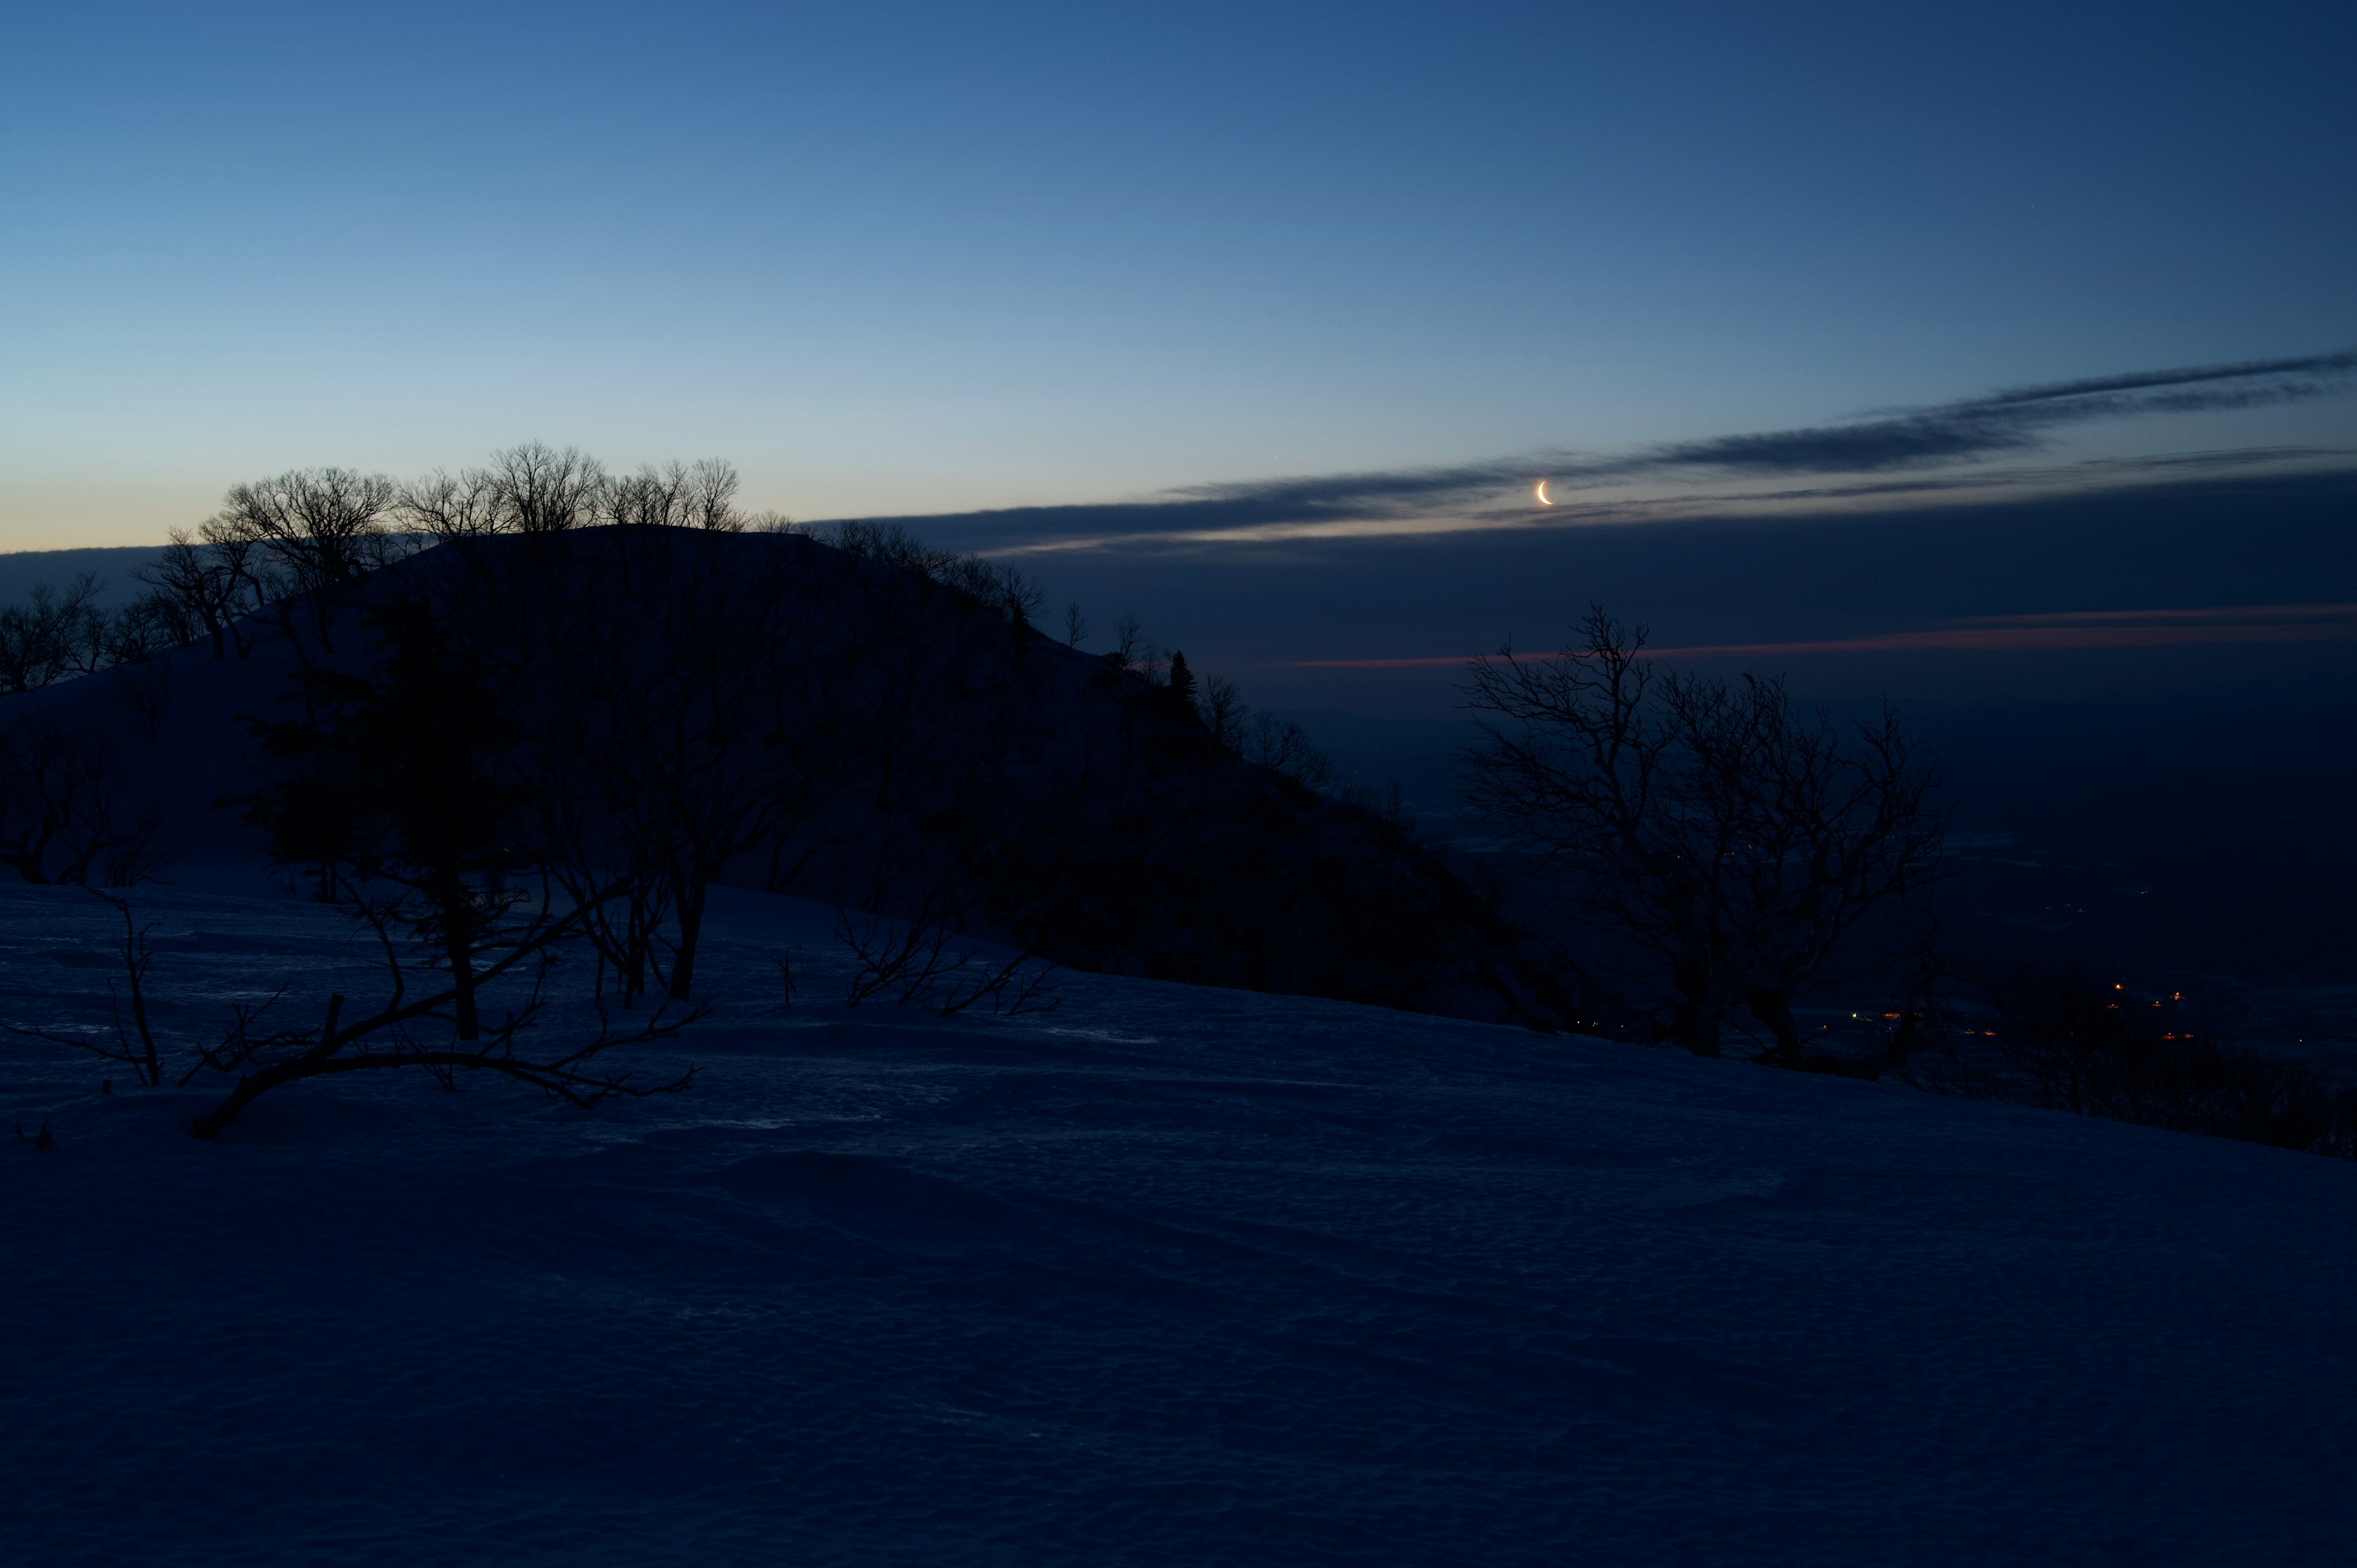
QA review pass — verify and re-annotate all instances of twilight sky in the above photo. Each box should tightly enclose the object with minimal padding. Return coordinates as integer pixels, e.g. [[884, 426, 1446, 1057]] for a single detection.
[[4, 1, 2353, 709]]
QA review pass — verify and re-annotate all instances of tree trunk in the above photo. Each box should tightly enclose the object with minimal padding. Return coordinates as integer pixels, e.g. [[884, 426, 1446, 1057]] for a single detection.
[[435, 880, 479, 1041], [669, 875, 706, 1001], [1669, 946, 1720, 1055], [1670, 994, 1720, 1056], [448, 928, 479, 1041], [1747, 986, 1803, 1067]]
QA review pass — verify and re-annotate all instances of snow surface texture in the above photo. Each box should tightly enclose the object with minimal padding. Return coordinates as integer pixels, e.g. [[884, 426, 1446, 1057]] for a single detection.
[[4, 873, 2353, 1566]]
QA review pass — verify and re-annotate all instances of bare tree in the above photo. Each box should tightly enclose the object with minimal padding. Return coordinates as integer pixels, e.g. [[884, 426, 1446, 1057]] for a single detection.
[[179, 881, 697, 1140], [488, 442, 606, 533], [680, 458, 743, 531], [1461, 608, 1941, 1060], [102, 589, 197, 668], [234, 595, 549, 1035], [210, 468, 401, 595], [0, 563, 242, 680], [829, 520, 952, 575], [551, 530, 835, 1002], [3, 846, 694, 1140], [826, 521, 1047, 633], [1108, 613, 1146, 671], [934, 555, 1047, 630], [834, 901, 1061, 1016], [137, 528, 266, 659], [0, 714, 170, 886], [606, 458, 745, 531], [398, 446, 606, 541], [395, 468, 504, 542], [1196, 674, 1247, 750], [1242, 709, 1335, 789], [203, 584, 698, 1137], [0, 575, 110, 692]]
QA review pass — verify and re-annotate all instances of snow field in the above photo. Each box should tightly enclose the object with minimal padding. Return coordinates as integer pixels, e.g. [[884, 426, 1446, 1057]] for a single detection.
[[4, 873, 2354, 1565]]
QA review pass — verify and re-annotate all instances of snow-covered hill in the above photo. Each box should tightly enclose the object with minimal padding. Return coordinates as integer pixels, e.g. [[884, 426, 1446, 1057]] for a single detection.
[[0, 528, 1537, 1022], [4, 871, 2352, 1564]]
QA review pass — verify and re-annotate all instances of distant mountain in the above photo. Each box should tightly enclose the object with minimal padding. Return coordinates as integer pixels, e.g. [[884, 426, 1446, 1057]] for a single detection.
[[0, 546, 166, 606]]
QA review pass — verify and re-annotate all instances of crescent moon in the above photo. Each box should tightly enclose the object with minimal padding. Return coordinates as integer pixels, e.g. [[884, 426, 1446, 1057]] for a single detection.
[[1534, 480, 1553, 506]]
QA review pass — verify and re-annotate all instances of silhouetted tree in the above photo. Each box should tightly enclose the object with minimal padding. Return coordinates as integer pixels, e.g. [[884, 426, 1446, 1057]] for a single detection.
[[488, 442, 606, 533], [1242, 709, 1334, 789], [606, 458, 745, 531], [549, 530, 839, 1002], [1165, 649, 1198, 712], [102, 591, 192, 666], [0, 714, 169, 886], [1107, 613, 1145, 670], [1462, 607, 1941, 1060], [199, 584, 696, 1138], [137, 529, 266, 658], [395, 468, 503, 541], [236, 597, 540, 1037], [209, 467, 402, 595], [0, 575, 109, 692], [398, 444, 608, 540], [1197, 674, 1247, 750]]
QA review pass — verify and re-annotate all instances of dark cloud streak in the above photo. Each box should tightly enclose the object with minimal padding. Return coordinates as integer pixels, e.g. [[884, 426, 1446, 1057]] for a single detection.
[[1560, 346, 2357, 481], [812, 348, 2357, 549], [1975, 347, 2357, 409]]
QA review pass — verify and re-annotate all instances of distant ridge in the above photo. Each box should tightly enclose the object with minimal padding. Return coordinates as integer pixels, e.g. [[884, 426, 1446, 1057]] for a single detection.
[[0, 546, 166, 606]]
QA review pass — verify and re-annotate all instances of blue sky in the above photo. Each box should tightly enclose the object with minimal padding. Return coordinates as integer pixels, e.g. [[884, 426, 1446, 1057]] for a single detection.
[[4, 1, 2353, 708], [6, 1, 2351, 534]]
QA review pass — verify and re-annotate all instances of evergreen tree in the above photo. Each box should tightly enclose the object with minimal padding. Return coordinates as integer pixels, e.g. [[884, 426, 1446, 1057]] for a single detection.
[[1166, 648, 1198, 714], [234, 597, 533, 1040]]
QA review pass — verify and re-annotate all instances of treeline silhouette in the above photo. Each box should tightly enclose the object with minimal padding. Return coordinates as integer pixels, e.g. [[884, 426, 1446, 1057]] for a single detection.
[[2, 447, 2347, 1160], [2, 447, 1569, 1130], [1458, 607, 1943, 1064]]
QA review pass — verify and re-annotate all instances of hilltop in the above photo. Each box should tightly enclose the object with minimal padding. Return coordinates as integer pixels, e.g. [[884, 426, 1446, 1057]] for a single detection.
[[0, 523, 1542, 1025]]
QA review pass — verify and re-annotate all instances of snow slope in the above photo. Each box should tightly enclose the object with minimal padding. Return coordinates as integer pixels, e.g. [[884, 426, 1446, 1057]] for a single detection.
[[3, 873, 2353, 1565], [6, 531, 1533, 1021]]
